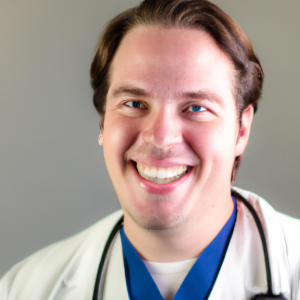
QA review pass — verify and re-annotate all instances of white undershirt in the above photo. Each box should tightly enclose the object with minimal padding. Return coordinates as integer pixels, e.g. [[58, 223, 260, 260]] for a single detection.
[[142, 257, 198, 300]]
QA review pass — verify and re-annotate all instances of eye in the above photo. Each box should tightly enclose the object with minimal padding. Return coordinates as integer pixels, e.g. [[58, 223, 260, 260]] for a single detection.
[[185, 105, 207, 113], [124, 101, 146, 109]]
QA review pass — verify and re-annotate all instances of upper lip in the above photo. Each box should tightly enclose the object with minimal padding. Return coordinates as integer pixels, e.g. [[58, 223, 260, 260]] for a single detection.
[[131, 158, 193, 168]]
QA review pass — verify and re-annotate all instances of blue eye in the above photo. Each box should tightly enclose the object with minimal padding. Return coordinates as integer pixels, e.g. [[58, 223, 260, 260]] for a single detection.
[[125, 101, 146, 109], [188, 105, 207, 112], [132, 101, 140, 108]]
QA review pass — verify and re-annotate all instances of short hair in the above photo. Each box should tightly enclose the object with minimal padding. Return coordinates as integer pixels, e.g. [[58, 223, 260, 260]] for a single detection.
[[90, 0, 264, 182]]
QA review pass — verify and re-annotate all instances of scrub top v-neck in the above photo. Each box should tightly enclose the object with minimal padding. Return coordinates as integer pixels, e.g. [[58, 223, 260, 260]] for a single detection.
[[120, 196, 237, 300]]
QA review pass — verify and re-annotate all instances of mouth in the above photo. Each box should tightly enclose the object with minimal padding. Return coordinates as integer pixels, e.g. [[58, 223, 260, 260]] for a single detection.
[[133, 161, 192, 185]]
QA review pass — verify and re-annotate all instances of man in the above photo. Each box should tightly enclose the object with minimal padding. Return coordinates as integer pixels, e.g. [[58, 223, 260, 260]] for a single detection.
[[1, 0, 300, 299]]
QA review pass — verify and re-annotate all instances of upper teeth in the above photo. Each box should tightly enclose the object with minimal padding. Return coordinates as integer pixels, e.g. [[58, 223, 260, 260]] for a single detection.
[[136, 162, 188, 180]]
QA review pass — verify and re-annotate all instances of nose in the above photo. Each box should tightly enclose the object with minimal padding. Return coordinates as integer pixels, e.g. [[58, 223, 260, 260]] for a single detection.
[[142, 108, 182, 148]]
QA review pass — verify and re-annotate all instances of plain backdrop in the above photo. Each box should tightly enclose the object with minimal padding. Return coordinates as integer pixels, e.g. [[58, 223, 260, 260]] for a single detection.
[[1, 0, 300, 278]]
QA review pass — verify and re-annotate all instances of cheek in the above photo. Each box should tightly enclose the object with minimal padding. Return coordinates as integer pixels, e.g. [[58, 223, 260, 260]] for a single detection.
[[184, 122, 237, 169], [103, 113, 140, 174]]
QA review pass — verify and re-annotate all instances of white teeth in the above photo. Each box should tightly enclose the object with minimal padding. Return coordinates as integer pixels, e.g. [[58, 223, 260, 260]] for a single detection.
[[135, 162, 190, 184], [167, 169, 173, 178], [157, 169, 166, 179], [144, 167, 150, 176], [179, 166, 183, 174], [137, 164, 142, 174], [149, 167, 157, 178]]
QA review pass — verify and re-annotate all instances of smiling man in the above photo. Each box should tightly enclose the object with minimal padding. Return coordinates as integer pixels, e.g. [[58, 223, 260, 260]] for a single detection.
[[1, 0, 300, 300]]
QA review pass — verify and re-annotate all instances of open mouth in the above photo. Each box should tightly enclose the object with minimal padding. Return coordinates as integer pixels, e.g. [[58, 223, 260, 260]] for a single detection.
[[133, 161, 192, 185]]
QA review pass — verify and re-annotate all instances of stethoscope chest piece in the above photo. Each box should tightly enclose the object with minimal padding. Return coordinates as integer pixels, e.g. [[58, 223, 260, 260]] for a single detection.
[[252, 294, 286, 300]]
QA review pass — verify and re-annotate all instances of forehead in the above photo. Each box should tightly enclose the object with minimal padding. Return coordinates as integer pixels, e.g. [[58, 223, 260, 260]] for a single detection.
[[109, 26, 235, 103]]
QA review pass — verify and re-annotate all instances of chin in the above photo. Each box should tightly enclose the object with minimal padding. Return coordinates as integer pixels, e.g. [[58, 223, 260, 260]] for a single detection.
[[125, 194, 188, 231]]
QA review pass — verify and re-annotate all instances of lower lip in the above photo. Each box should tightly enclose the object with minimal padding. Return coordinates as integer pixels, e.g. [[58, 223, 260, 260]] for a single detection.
[[131, 161, 193, 194]]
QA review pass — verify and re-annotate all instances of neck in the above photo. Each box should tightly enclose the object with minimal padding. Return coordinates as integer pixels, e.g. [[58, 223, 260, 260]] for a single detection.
[[123, 191, 234, 262]]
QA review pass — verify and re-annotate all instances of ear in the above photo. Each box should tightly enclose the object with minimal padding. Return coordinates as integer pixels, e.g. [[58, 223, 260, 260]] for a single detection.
[[98, 120, 104, 146], [235, 105, 254, 157], [98, 134, 103, 146]]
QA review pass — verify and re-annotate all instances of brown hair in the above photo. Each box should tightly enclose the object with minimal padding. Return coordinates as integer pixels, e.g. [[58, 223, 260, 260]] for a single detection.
[[90, 0, 264, 182]]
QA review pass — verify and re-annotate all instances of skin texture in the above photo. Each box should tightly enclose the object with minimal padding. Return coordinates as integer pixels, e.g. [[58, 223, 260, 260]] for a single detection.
[[100, 26, 253, 262]]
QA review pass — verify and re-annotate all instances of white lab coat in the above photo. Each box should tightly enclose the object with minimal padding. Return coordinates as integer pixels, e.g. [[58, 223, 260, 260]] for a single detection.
[[1, 187, 300, 300]]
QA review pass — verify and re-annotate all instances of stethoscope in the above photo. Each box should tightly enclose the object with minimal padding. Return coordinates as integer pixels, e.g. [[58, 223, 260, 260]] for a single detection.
[[92, 189, 287, 300]]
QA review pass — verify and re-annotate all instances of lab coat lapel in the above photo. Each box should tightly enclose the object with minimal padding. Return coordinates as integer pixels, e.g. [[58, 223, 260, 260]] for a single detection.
[[103, 233, 129, 300], [208, 199, 267, 300], [45, 210, 125, 300], [209, 189, 290, 300], [237, 188, 291, 298]]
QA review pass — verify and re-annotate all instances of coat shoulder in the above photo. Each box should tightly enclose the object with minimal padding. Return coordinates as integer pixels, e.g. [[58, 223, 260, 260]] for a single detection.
[[0, 209, 123, 300], [276, 212, 300, 268], [276, 212, 300, 298], [277, 212, 300, 249], [235, 187, 300, 262]]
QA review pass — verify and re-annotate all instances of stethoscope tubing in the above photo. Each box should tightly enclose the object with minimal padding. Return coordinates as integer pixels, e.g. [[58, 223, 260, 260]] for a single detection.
[[92, 215, 124, 300], [230, 189, 273, 295]]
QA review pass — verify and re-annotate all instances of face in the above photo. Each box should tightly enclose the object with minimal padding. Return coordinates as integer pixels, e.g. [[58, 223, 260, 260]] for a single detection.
[[101, 26, 251, 230]]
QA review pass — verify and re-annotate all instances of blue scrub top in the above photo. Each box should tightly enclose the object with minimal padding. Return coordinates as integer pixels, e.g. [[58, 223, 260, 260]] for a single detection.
[[120, 196, 237, 300]]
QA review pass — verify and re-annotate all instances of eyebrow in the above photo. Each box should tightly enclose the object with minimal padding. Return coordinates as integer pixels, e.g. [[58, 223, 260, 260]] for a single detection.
[[112, 86, 149, 98], [176, 90, 223, 104], [112, 86, 223, 104]]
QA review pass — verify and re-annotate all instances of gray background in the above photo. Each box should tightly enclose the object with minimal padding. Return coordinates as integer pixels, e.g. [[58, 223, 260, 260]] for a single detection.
[[1, 0, 299, 277]]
